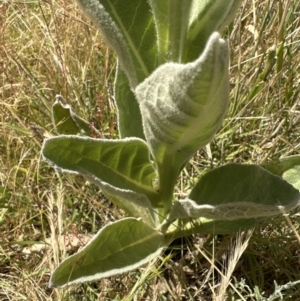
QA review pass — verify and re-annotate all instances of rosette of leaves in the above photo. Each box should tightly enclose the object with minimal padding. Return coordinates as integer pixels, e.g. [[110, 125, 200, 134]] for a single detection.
[[42, 0, 300, 288]]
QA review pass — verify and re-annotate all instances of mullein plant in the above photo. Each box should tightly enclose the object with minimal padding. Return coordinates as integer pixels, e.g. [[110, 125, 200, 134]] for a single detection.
[[42, 0, 300, 288]]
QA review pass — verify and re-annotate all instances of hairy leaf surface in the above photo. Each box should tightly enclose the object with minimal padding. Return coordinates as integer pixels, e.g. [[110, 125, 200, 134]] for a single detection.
[[167, 164, 300, 234], [148, 0, 242, 63], [262, 155, 300, 177], [148, 0, 193, 63], [50, 218, 164, 287], [114, 66, 145, 139], [42, 136, 162, 207], [186, 0, 243, 61], [283, 165, 300, 191], [75, 0, 157, 87], [52, 96, 99, 136], [135, 32, 229, 207], [171, 164, 299, 221], [189, 163, 299, 211]]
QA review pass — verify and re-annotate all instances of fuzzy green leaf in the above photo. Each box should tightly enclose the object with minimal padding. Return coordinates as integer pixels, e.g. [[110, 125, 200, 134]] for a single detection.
[[262, 155, 300, 176], [49, 218, 164, 288], [135, 32, 229, 207], [42, 136, 162, 208], [75, 0, 157, 87], [261, 155, 300, 190], [168, 164, 299, 233], [189, 164, 299, 216], [186, 0, 243, 62], [114, 66, 145, 139], [148, 0, 193, 63], [52, 96, 99, 136], [109, 195, 158, 227], [52, 98, 81, 135], [148, 0, 242, 63], [283, 165, 300, 191]]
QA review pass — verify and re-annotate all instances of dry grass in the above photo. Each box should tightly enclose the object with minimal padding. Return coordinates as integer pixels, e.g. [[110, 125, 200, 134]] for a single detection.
[[1, 0, 300, 300]]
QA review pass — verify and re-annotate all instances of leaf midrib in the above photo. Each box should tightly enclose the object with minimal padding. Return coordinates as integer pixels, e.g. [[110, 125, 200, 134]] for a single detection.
[[107, 1, 150, 80]]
